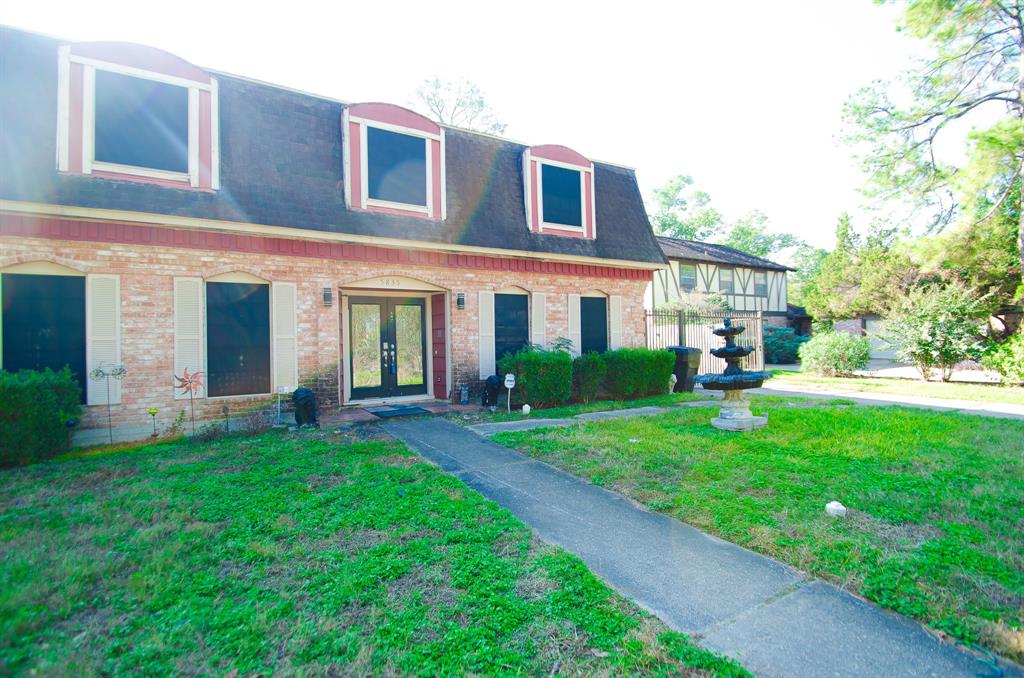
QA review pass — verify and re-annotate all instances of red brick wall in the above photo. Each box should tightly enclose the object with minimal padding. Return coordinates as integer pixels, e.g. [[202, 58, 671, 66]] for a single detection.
[[1, 235, 650, 433]]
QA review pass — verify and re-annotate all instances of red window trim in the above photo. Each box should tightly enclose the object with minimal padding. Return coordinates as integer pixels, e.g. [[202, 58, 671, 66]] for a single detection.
[[343, 103, 445, 221], [523, 144, 596, 240], [57, 42, 219, 191]]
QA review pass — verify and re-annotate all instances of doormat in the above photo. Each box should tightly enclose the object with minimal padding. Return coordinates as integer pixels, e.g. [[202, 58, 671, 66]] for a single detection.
[[364, 405, 430, 419]]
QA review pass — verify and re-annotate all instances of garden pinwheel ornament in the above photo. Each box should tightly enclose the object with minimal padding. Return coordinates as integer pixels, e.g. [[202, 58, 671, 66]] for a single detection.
[[174, 369, 204, 436]]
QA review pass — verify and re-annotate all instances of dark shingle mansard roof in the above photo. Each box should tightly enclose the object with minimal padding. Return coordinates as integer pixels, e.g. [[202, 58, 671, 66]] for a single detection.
[[656, 236, 794, 272], [0, 27, 666, 266]]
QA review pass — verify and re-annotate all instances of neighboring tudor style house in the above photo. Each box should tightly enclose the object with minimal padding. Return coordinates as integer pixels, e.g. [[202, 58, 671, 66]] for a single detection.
[[647, 236, 793, 326], [0, 27, 666, 436]]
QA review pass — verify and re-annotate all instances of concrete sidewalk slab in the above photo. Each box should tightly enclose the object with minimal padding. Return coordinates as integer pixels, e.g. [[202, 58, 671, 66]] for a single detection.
[[385, 417, 1017, 678], [467, 400, 720, 437], [701, 581, 992, 678], [575, 405, 668, 420], [467, 418, 577, 436]]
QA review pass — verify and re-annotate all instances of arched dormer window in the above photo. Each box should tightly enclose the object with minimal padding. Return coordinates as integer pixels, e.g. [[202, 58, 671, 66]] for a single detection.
[[57, 42, 219, 189], [523, 145, 595, 239], [343, 103, 445, 220]]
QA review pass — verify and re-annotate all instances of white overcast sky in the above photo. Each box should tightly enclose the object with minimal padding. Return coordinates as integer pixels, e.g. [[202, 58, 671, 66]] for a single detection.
[[2, 0, 929, 250]]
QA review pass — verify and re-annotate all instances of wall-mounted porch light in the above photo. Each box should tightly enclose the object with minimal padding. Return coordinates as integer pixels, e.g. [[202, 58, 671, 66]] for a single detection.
[[323, 287, 333, 307], [456, 292, 465, 310]]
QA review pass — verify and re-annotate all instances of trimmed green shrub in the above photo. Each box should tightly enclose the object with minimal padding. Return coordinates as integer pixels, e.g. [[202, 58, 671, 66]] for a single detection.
[[982, 334, 1024, 385], [764, 326, 810, 364], [1, 367, 82, 467], [497, 348, 572, 407], [572, 352, 607, 404], [603, 347, 676, 399], [798, 331, 870, 377]]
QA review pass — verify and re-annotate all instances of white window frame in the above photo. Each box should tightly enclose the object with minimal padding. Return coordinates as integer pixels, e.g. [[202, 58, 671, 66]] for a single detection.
[[753, 270, 768, 297], [719, 268, 735, 294], [357, 118, 437, 216], [537, 158, 587, 232], [679, 263, 697, 291], [66, 52, 211, 187]]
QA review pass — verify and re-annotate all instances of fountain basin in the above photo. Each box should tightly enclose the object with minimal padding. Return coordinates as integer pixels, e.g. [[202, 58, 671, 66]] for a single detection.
[[696, 370, 772, 391]]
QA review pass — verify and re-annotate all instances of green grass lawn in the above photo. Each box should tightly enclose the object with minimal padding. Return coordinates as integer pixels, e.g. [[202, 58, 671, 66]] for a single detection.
[[771, 369, 1024, 405], [494, 401, 1024, 662], [0, 430, 746, 676], [451, 391, 711, 425]]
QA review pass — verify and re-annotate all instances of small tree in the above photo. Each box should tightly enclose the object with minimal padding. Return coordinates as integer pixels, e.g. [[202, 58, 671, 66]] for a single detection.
[[883, 282, 986, 381], [721, 210, 802, 259], [649, 174, 723, 240], [413, 78, 507, 134]]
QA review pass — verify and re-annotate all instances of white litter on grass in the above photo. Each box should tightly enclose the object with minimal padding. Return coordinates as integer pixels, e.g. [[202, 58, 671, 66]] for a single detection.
[[628, 438, 640, 444], [826, 501, 848, 517], [522, 404, 531, 415]]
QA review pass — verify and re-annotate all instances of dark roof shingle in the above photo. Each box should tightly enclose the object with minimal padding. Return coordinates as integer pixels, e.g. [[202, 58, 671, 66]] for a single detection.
[[0, 27, 665, 266], [656, 236, 793, 271]]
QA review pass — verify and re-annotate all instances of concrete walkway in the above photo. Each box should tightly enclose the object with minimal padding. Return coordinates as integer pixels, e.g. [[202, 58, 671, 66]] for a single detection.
[[751, 382, 1024, 420], [467, 401, 718, 436], [385, 418, 1017, 678]]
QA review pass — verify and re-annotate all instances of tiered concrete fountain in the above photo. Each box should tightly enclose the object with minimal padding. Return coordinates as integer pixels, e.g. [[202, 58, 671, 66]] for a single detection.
[[694, 318, 772, 431]]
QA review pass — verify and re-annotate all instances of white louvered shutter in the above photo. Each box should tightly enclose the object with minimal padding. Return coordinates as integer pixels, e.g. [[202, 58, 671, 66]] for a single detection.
[[478, 291, 495, 379], [567, 294, 581, 356], [273, 282, 298, 393], [609, 295, 623, 349], [173, 278, 204, 400], [86, 274, 121, 405], [530, 292, 546, 348]]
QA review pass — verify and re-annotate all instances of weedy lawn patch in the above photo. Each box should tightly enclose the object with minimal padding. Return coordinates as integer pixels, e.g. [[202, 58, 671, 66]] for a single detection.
[[494, 401, 1024, 662], [0, 430, 746, 676]]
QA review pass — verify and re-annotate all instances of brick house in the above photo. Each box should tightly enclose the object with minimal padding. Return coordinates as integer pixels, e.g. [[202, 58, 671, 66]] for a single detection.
[[0, 27, 666, 439]]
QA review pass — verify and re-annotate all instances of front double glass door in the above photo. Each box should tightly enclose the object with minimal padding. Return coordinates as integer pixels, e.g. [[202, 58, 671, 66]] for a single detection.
[[349, 297, 428, 399]]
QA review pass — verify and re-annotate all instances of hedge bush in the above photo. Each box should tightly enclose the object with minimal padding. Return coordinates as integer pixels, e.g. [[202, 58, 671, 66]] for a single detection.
[[572, 352, 607, 404], [497, 348, 572, 407], [764, 326, 810, 364], [1, 367, 82, 467], [798, 331, 870, 377], [982, 334, 1024, 385], [603, 347, 676, 399]]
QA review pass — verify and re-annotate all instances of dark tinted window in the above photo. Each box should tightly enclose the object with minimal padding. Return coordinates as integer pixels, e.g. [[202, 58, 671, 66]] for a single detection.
[[94, 70, 189, 173], [494, 293, 529, 363], [541, 164, 582, 227], [2, 274, 86, 400], [206, 282, 271, 397], [367, 127, 427, 206], [580, 297, 608, 354]]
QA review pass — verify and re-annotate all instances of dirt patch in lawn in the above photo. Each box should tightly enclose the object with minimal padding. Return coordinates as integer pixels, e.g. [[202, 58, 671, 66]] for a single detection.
[[848, 510, 944, 551]]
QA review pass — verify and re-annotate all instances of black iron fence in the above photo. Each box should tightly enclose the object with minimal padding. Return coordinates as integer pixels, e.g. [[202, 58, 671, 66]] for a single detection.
[[645, 309, 764, 374]]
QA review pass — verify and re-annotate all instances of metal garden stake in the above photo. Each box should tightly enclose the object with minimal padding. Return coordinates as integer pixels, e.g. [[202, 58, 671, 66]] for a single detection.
[[89, 365, 127, 444]]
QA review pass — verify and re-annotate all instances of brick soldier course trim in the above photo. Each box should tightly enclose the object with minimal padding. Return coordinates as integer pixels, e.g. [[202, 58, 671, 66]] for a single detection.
[[0, 212, 653, 281]]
